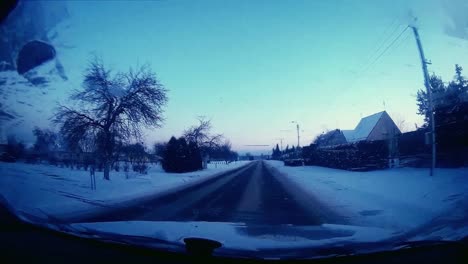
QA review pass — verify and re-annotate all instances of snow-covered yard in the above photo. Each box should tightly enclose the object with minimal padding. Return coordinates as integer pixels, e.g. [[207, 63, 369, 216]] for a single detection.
[[265, 161, 468, 238], [0, 161, 250, 219]]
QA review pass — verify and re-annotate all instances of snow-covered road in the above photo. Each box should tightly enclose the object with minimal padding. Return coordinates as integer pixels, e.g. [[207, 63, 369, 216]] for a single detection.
[[77, 161, 339, 225], [2, 159, 467, 245]]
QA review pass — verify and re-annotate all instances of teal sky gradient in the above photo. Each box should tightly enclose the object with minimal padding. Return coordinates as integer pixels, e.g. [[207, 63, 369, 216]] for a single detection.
[[57, 0, 468, 153]]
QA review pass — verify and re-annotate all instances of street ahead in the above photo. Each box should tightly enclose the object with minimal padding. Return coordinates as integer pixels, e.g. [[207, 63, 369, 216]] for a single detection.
[[79, 161, 343, 225]]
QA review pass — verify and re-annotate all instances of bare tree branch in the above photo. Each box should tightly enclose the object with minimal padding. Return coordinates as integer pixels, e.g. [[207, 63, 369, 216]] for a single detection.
[[183, 117, 225, 155], [53, 58, 168, 180]]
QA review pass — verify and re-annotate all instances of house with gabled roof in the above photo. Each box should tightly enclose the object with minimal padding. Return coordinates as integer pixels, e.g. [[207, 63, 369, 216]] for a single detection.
[[342, 111, 401, 143], [315, 129, 347, 147], [316, 111, 401, 148]]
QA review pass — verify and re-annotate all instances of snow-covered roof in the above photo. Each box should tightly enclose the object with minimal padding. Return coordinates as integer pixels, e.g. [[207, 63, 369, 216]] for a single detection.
[[343, 111, 385, 143]]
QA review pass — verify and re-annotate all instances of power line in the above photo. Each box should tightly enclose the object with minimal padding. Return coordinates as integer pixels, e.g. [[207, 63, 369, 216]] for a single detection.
[[387, 29, 411, 56], [358, 28, 412, 80], [346, 15, 406, 90], [360, 26, 410, 76], [359, 16, 402, 69]]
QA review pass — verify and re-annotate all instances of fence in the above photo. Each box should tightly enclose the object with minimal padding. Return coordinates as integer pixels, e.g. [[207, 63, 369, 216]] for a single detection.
[[436, 121, 468, 167]]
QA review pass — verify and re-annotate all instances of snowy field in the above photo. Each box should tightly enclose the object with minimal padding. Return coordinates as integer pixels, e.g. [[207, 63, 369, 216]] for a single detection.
[[0, 161, 250, 219], [265, 161, 468, 239]]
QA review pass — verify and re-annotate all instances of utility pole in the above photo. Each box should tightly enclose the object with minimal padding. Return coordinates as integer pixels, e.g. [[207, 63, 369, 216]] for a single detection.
[[291, 121, 300, 148], [275, 138, 284, 151], [409, 21, 436, 176], [296, 123, 300, 148]]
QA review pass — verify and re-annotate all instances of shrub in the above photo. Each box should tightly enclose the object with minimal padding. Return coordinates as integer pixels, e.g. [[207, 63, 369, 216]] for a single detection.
[[162, 137, 202, 173]]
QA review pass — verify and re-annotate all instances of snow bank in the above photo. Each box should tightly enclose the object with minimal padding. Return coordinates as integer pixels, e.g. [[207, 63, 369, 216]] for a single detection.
[[0, 161, 250, 219], [265, 161, 468, 235]]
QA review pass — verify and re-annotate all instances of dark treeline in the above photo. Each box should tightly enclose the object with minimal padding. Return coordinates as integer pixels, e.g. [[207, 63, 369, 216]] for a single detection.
[[160, 117, 238, 173], [2, 126, 156, 175], [270, 144, 299, 160]]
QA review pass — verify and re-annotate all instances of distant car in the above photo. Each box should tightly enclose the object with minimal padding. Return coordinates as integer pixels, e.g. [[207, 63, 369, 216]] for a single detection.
[[0, 153, 17, 163], [284, 159, 304, 167]]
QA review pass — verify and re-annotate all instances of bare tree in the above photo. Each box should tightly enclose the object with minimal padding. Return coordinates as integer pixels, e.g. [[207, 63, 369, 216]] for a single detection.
[[391, 112, 408, 133], [53, 58, 167, 180], [183, 117, 223, 155], [32, 127, 59, 160]]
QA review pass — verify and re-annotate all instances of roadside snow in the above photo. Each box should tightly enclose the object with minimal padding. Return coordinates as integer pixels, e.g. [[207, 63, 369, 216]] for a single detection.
[[265, 161, 468, 234], [0, 161, 250, 219]]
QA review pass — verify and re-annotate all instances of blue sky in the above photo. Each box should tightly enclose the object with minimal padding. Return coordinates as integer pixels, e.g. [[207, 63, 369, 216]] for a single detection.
[[47, 0, 468, 153]]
